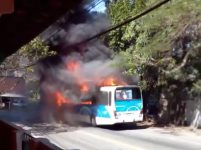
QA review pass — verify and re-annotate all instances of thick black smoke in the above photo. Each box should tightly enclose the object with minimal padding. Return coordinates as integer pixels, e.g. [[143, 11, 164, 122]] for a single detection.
[[37, 13, 127, 122]]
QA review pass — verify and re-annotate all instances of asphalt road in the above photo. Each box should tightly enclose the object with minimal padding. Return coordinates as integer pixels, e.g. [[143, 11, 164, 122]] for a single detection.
[[33, 124, 201, 150], [1, 109, 201, 150]]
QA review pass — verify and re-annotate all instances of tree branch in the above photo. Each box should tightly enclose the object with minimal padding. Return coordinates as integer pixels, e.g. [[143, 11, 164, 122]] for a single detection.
[[162, 49, 192, 75]]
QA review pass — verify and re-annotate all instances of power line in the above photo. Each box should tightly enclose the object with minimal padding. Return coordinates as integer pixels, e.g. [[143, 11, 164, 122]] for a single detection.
[[1, 0, 105, 71], [90, 1, 105, 12], [86, 0, 104, 11], [3, 0, 170, 70], [43, 0, 105, 44], [69, 0, 171, 47]]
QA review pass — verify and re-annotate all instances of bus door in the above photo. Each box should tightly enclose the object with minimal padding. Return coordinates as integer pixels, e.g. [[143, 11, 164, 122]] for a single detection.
[[95, 91, 112, 118]]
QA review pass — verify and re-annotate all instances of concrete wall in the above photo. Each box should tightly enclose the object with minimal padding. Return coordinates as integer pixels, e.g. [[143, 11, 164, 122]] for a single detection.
[[0, 120, 61, 150], [185, 100, 201, 128]]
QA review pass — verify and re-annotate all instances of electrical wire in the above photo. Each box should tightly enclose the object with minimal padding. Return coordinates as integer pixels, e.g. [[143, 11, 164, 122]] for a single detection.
[[72, 0, 171, 45], [43, 0, 105, 44], [1, 0, 105, 71], [86, 0, 104, 11], [2, 0, 171, 70]]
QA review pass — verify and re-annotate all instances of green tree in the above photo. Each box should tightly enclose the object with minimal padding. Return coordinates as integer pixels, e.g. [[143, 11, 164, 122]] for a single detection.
[[0, 37, 56, 100], [19, 37, 56, 100], [19, 37, 56, 63], [107, 0, 145, 52], [107, 0, 201, 125]]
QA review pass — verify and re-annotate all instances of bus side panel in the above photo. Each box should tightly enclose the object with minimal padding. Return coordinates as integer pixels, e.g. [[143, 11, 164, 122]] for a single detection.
[[95, 105, 116, 125], [74, 104, 115, 125]]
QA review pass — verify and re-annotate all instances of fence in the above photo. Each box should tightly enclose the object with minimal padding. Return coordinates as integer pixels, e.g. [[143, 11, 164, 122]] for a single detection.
[[0, 120, 62, 150]]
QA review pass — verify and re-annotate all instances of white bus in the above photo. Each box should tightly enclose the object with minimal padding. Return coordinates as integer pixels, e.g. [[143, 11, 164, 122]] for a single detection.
[[70, 85, 143, 126]]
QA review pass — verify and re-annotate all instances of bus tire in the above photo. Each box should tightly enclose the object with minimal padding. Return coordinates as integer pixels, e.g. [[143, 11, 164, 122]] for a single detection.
[[91, 117, 97, 127]]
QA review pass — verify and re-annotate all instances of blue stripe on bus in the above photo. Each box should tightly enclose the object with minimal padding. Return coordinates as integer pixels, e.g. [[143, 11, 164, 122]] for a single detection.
[[76, 105, 111, 118], [76, 99, 142, 118], [115, 99, 143, 112], [96, 105, 110, 118]]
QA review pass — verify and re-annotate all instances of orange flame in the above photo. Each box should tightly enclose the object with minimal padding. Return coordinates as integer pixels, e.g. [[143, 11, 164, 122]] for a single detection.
[[104, 77, 116, 86], [52, 59, 127, 107], [66, 60, 90, 94], [54, 91, 71, 107], [80, 100, 92, 105], [80, 82, 89, 93], [66, 60, 80, 72], [98, 76, 127, 86]]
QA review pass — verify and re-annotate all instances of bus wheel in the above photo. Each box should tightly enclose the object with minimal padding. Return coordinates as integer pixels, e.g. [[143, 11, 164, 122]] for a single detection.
[[91, 117, 97, 127]]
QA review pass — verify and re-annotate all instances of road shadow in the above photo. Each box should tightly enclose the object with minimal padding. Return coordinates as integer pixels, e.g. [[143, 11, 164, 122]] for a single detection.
[[0, 112, 79, 136], [24, 137, 63, 150], [100, 123, 152, 131]]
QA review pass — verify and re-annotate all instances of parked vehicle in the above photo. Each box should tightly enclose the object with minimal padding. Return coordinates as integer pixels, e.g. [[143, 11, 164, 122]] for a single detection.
[[0, 93, 27, 109]]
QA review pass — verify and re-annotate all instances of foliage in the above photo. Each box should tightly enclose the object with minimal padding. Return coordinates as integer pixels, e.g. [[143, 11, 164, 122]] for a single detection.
[[107, 0, 201, 86], [1, 37, 55, 70], [190, 80, 201, 98], [0, 37, 56, 100], [107, 0, 145, 52], [19, 37, 56, 98], [107, 0, 201, 125], [19, 37, 56, 63]]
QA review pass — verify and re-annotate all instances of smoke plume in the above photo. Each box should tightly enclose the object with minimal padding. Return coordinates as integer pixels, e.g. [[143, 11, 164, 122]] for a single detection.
[[37, 13, 127, 122]]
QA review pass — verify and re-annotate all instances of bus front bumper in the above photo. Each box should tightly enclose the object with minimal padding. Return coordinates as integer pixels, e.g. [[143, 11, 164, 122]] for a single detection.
[[95, 114, 143, 125]]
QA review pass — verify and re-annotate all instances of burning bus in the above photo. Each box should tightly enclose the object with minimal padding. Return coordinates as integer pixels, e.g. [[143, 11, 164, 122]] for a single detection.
[[38, 55, 143, 126], [36, 12, 144, 125], [51, 84, 143, 126], [69, 85, 143, 126]]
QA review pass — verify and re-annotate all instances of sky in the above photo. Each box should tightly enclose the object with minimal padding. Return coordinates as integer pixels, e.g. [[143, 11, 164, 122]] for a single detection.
[[90, 1, 106, 13]]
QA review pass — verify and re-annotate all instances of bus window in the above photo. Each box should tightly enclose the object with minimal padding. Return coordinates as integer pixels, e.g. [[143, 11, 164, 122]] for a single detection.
[[115, 87, 141, 100], [109, 92, 111, 106], [98, 91, 109, 105]]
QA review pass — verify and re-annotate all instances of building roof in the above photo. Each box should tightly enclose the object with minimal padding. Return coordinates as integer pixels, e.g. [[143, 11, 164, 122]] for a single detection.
[[0, 93, 25, 98], [0, 76, 25, 94]]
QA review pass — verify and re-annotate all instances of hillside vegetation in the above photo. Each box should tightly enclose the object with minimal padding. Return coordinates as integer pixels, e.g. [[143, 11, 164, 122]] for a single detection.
[[107, 0, 201, 125]]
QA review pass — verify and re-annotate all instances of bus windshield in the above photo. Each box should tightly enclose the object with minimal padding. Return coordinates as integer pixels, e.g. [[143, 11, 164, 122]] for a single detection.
[[115, 87, 141, 100]]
